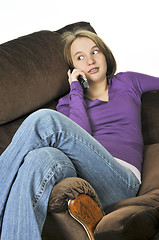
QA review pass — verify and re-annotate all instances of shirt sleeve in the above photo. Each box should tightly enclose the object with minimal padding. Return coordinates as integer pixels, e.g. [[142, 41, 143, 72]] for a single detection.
[[119, 72, 159, 95], [56, 81, 92, 134]]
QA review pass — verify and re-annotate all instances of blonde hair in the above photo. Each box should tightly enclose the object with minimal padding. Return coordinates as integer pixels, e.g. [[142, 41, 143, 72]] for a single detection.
[[61, 29, 117, 78]]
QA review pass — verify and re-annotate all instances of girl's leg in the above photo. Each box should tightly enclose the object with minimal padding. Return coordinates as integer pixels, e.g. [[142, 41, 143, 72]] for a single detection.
[[0, 109, 140, 229], [1, 147, 76, 240]]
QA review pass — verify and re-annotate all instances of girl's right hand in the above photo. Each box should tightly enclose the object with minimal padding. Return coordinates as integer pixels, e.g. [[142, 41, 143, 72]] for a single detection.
[[67, 68, 86, 86]]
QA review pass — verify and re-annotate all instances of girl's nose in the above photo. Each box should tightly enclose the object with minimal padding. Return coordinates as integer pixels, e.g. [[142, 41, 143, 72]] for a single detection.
[[87, 56, 95, 65]]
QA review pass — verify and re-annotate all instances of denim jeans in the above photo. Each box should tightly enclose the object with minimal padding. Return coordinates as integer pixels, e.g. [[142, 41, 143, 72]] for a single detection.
[[0, 109, 140, 239]]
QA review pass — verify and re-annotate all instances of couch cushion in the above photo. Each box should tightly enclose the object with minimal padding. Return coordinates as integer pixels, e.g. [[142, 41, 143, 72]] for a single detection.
[[94, 189, 159, 240], [0, 21, 96, 126], [0, 30, 69, 125], [94, 144, 159, 239], [138, 143, 159, 195], [141, 91, 159, 145], [56, 21, 96, 34], [0, 21, 96, 155], [0, 98, 58, 154]]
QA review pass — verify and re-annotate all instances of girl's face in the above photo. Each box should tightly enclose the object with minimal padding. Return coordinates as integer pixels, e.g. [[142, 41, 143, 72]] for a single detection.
[[70, 37, 107, 83]]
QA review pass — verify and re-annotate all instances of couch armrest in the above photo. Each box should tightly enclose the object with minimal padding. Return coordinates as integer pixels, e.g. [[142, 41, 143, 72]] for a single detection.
[[48, 177, 103, 213], [44, 177, 103, 240], [68, 195, 103, 240]]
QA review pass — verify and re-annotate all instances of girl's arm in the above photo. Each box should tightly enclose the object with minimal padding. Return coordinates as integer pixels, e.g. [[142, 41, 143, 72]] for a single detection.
[[119, 72, 159, 94], [56, 81, 92, 134]]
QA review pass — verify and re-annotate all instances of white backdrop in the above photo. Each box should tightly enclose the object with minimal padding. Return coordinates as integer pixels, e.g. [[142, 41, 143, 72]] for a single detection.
[[0, 0, 159, 76]]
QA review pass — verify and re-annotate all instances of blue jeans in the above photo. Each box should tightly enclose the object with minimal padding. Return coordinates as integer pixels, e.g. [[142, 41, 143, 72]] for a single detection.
[[0, 109, 140, 239]]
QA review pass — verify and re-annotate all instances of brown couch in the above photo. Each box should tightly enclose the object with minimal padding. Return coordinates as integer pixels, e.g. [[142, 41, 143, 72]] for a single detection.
[[1, 21, 159, 240]]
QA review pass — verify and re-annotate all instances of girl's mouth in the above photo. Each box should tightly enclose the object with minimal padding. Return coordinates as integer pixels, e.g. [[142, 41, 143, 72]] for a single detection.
[[88, 67, 99, 74]]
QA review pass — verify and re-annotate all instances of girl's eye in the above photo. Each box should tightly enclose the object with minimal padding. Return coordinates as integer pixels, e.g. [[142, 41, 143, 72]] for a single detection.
[[77, 56, 84, 60], [93, 50, 99, 55]]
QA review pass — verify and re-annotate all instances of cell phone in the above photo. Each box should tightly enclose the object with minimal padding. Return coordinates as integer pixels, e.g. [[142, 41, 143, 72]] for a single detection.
[[69, 67, 89, 89]]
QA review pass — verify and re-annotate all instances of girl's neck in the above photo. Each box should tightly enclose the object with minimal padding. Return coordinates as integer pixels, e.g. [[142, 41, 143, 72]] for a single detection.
[[86, 79, 109, 101]]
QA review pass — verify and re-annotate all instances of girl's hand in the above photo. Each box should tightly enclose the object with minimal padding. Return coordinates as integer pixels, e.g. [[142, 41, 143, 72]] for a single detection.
[[67, 68, 86, 86]]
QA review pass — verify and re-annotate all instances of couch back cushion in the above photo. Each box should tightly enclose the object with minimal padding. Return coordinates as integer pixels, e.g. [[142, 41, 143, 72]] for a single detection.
[[0, 30, 69, 125], [0, 21, 95, 154], [141, 91, 159, 145], [138, 143, 159, 195]]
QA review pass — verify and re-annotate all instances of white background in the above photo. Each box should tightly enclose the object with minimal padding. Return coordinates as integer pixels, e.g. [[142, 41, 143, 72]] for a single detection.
[[0, 0, 159, 76]]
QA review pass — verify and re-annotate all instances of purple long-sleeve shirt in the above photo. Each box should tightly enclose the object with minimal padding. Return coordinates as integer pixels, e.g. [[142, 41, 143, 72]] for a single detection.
[[56, 72, 159, 172]]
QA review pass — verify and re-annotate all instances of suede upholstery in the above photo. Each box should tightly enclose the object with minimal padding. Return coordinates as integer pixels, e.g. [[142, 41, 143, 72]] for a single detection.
[[48, 177, 103, 213], [94, 146, 159, 239], [0, 31, 68, 125], [0, 21, 95, 154], [1, 21, 159, 240]]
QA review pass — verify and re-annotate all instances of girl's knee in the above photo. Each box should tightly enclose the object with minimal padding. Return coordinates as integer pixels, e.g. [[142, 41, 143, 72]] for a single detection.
[[27, 109, 56, 124], [24, 147, 77, 178], [25, 109, 66, 130]]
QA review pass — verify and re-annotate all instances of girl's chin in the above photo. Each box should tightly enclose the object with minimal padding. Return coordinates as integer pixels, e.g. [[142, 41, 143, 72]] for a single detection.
[[87, 75, 99, 82], [87, 77, 106, 84]]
